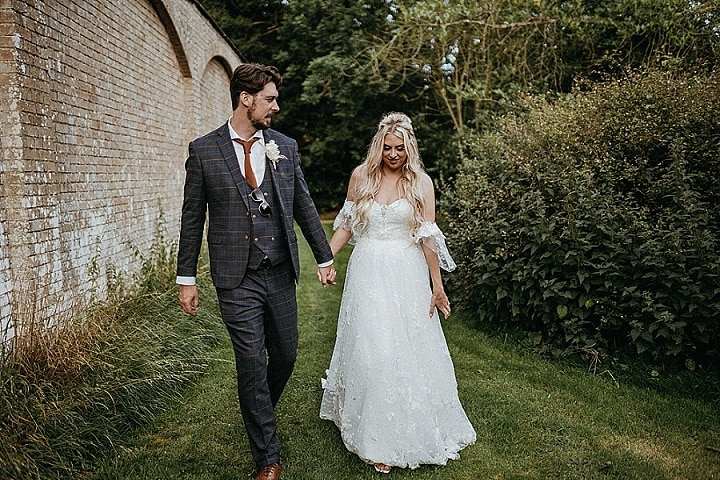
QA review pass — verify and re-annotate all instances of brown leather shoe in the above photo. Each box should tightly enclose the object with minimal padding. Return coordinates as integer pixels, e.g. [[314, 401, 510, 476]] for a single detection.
[[256, 463, 281, 480]]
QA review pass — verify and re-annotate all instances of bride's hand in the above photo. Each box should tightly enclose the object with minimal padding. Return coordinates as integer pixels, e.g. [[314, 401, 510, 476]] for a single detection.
[[430, 290, 451, 319]]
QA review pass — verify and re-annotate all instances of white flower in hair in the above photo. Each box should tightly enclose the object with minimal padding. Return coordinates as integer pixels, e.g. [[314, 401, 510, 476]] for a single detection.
[[265, 140, 287, 170]]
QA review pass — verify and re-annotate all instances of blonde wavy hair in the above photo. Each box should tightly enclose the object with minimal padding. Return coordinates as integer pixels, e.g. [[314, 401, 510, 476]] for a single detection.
[[352, 112, 426, 235]]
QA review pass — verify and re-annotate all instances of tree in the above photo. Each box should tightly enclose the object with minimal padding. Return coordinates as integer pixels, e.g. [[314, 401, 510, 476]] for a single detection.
[[271, 0, 411, 209], [198, 0, 719, 206], [361, 0, 583, 132], [363, 0, 719, 133], [199, 0, 285, 64], [199, 0, 427, 209]]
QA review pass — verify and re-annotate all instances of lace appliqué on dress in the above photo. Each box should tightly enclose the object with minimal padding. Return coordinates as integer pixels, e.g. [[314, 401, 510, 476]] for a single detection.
[[415, 222, 457, 272]]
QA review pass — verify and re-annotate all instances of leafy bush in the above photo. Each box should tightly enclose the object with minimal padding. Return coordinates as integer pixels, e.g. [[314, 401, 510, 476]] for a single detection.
[[0, 244, 224, 480], [442, 69, 720, 367]]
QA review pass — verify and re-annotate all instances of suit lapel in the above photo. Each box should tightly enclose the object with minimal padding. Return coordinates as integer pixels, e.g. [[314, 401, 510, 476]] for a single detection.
[[219, 124, 251, 211], [263, 130, 289, 220]]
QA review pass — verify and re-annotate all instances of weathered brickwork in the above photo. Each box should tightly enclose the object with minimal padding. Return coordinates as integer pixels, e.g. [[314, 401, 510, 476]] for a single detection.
[[0, 0, 242, 340]]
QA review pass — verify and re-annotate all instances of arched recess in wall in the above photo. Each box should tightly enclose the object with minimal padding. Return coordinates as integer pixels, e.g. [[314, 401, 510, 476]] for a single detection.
[[213, 55, 234, 78], [197, 56, 235, 134], [147, 0, 191, 78]]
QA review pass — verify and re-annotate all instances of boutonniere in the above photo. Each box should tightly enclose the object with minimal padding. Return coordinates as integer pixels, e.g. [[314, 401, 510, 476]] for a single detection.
[[265, 140, 287, 170]]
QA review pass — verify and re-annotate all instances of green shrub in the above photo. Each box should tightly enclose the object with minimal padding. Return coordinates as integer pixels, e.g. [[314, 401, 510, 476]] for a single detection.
[[442, 68, 720, 367]]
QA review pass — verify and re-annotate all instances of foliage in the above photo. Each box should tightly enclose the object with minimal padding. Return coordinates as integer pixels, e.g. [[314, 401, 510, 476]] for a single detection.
[[442, 68, 720, 367], [363, 0, 719, 134], [199, 0, 285, 64], [585, 0, 720, 71], [200, 0, 718, 207], [0, 243, 223, 480], [272, 0, 413, 210], [364, 0, 578, 132], [198, 0, 415, 209]]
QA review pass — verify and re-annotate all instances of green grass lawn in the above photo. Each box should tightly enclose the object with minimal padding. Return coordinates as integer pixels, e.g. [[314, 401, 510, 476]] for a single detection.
[[92, 226, 720, 479]]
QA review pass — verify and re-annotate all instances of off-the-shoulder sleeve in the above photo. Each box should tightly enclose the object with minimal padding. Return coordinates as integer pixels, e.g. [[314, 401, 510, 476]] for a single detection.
[[333, 200, 355, 232], [415, 222, 457, 272]]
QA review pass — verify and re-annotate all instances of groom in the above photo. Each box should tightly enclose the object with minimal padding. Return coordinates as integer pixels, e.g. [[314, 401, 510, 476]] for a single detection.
[[176, 63, 336, 480]]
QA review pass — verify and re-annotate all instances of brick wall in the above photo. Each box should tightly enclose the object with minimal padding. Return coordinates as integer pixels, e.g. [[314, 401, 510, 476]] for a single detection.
[[0, 0, 242, 340]]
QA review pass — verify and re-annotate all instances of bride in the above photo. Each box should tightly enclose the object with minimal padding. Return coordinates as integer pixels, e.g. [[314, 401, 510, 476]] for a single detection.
[[319, 112, 476, 474]]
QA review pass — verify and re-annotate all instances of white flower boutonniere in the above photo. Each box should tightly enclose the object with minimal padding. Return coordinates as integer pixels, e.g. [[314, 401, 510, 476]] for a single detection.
[[265, 140, 287, 170]]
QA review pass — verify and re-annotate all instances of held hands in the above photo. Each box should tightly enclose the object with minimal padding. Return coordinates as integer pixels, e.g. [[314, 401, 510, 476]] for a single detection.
[[430, 289, 451, 319], [179, 284, 200, 316], [317, 265, 337, 287]]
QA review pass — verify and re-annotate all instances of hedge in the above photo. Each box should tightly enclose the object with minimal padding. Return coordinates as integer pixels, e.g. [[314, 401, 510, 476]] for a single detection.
[[442, 68, 719, 368]]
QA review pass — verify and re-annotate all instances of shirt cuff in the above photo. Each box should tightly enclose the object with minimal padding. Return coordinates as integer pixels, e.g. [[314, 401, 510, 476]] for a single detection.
[[317, 260, 334, 268], [176, 276, 196, 285]]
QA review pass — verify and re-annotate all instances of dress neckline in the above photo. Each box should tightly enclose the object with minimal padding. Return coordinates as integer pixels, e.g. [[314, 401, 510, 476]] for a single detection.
[[373, 198, 404, 208]]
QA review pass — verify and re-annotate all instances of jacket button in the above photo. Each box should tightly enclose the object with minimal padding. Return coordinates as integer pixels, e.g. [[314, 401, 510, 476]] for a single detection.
[[254, 237, 259, 242], [244, 235, 249, 240]]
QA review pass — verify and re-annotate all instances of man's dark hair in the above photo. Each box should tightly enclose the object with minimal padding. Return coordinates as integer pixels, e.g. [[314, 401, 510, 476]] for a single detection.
[[230, 63, 283, 110]]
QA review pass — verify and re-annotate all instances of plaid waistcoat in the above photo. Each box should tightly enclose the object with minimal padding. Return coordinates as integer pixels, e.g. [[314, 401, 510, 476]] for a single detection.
[[246, 163, 288, 269]]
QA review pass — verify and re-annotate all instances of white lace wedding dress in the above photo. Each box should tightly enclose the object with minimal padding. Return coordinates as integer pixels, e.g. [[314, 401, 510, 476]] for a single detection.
[[320, 199, 476, 469]]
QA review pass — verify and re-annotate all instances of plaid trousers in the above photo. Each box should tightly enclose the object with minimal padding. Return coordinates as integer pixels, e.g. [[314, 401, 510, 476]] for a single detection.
[[216, 259, 297, 468]]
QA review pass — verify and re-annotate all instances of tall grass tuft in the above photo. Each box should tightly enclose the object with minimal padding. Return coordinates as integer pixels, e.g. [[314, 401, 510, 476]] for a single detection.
[[0, 239, 224, 480]]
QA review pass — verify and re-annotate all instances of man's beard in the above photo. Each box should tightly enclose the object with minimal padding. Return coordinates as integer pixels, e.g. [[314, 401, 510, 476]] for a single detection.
[[247, 104, 271, 130]]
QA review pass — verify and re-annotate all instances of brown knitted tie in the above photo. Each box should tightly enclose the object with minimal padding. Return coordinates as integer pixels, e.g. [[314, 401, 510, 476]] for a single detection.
[[234, 137, 261, 188]]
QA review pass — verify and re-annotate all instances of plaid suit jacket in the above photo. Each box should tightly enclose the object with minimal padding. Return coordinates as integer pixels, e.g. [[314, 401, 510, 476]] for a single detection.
[[177, 123, 333, 289]]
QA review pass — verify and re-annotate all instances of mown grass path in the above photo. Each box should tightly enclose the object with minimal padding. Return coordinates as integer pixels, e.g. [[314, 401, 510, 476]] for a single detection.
[[93, 226, 720, 479]]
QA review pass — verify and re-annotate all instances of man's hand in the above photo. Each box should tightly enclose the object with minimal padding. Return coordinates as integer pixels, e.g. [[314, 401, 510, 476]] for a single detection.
[[179, 284, 200, 316], [316, 265, 337, 287]]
